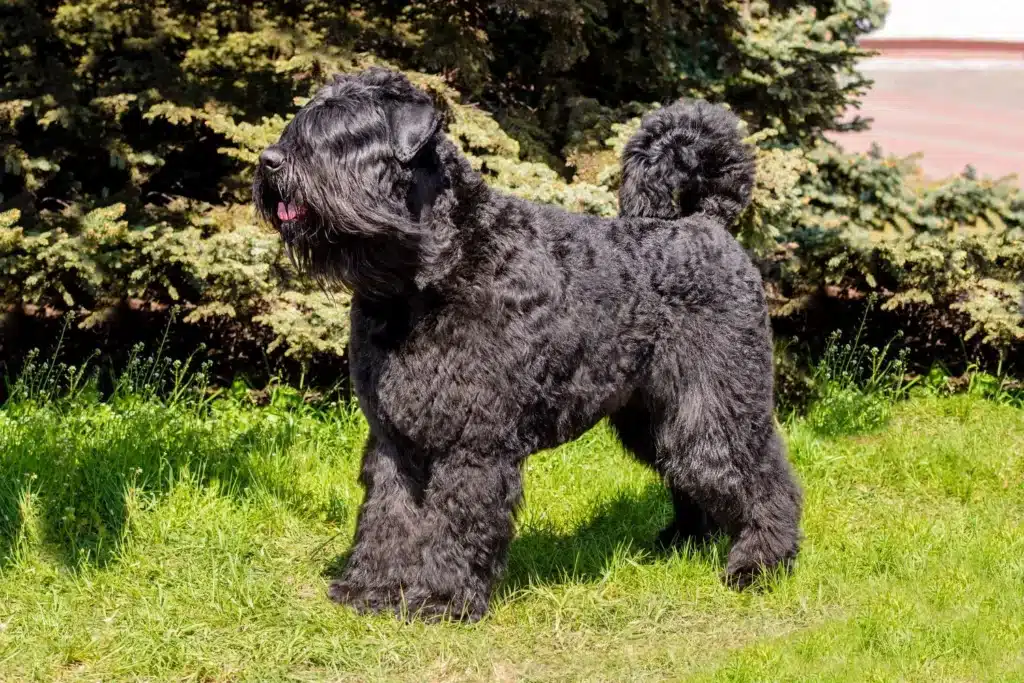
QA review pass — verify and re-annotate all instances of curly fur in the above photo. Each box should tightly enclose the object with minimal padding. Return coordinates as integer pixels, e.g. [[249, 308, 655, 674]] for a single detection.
[[253, 67, 802, 622], [619, 100, 756, 224]]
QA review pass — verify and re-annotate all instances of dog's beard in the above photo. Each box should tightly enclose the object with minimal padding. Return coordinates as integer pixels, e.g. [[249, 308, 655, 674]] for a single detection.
[[252, 170, 329, 291], [253, 165, 316, 244], [252, 165, 430, 299]]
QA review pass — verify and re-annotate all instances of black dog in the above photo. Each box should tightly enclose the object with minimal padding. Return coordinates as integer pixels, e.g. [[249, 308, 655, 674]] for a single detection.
[[253, 68, 802, 621]]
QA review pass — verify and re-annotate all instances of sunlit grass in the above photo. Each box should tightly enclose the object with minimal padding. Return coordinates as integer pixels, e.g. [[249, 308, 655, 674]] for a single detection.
[[1, 385, 1022, 681]]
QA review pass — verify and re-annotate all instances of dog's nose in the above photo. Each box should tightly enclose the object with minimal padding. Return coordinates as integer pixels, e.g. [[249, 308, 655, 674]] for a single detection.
[[260, 147, 286, 173]]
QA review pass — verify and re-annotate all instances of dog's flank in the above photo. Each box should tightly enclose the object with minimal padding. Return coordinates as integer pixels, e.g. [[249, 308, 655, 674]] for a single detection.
[[254, 67, 802, 622]]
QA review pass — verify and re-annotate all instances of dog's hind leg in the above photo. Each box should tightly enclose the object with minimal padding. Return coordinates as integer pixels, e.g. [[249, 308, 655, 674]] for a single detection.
[[610, 394, 720, 548], [660, 407, 801, 588], [613, 336, 802, 588], [653, 340, 802, 588], [721, 427, 803, 588]]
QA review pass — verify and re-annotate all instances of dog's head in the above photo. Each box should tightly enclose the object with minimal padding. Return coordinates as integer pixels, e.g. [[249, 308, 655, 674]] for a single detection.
[[253, 68, 459, 296]]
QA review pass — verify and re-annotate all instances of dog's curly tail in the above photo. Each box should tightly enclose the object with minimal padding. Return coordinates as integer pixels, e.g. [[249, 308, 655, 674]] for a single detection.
[[618, 100, 755, 227]]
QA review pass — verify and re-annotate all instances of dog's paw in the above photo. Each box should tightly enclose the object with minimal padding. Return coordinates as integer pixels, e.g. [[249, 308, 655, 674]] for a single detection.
[[723, 554, 794, 591], [403, 594, 487, 623], [327, 579, 361, 606], [328, 581, 487, 622], [722, 565, 760, 591], [327, 579, 392, 614]]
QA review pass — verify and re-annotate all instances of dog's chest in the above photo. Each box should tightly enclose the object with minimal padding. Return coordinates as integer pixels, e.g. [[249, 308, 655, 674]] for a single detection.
[[350, 301, 534, 452]]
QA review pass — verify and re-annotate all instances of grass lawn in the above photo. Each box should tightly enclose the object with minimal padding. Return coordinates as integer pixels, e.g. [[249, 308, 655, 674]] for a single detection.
[[1, 390, 1022, 681]]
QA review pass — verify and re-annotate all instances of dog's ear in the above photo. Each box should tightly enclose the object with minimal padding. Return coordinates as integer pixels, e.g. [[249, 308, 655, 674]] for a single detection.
[[389, 102, 441, 164]]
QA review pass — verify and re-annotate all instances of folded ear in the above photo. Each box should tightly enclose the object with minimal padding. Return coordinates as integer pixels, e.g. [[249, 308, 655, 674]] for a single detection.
[[389, 102, 441, 163]]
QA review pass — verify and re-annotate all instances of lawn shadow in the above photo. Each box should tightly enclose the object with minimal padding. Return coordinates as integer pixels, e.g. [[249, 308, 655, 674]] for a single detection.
[[498, 483, 727, 599], [0, 417, 245, 568], [0, 406, 354, 570], [319, 483, 729, 598]]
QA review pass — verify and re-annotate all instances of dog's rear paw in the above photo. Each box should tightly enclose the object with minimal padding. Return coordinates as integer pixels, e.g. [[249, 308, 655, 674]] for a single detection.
[[723, 554, 795, 591], [723, 565, 760, 591]]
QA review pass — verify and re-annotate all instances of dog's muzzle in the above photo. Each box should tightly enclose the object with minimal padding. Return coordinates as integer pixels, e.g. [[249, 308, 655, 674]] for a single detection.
[[256, 145, 309, 237], [259, 146, 286, 174]]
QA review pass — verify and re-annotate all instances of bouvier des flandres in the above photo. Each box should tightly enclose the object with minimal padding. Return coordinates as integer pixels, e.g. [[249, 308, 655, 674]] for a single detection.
[[253, 68, 802, 621]]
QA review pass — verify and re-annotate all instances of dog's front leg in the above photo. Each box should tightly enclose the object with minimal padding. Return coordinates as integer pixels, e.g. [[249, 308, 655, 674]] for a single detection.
[[404, 451, 524, 622], [330, 441, 523, 622], [328, 435, 427, 615]]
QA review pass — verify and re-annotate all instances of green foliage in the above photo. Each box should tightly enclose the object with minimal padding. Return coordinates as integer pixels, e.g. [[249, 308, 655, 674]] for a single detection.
[[773, 145, 1024, 352], [0, 203, 349, 360], [2, 0, 1022, 377], [803, 303, 914, 436], [363, 0, 885, 147], [917, 362, 1024, 408]]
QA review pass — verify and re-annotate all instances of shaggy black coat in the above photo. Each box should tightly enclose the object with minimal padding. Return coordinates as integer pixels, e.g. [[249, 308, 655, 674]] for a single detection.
[[253, 68, 802, 621]]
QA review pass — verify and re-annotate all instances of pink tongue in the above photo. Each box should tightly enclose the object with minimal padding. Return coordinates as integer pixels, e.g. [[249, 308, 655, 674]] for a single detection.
[[277, 201, 303, 221]]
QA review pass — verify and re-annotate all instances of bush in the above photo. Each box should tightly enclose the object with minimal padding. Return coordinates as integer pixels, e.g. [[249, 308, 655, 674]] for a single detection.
[[773, 145, 1024, 355], [802, 302, 914, 436], [1, 0, 1022, 385]]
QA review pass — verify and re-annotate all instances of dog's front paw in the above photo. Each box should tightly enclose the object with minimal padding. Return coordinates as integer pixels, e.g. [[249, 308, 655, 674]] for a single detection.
[[327, 578, 363, 607], [327, 579, 396, 615], [402, 593, 488, 623], [328, 580, 487, 622]]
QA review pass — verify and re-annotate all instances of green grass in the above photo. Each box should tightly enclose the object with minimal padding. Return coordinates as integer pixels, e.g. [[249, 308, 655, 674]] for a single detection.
[[1, 387, 1023, 681]]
